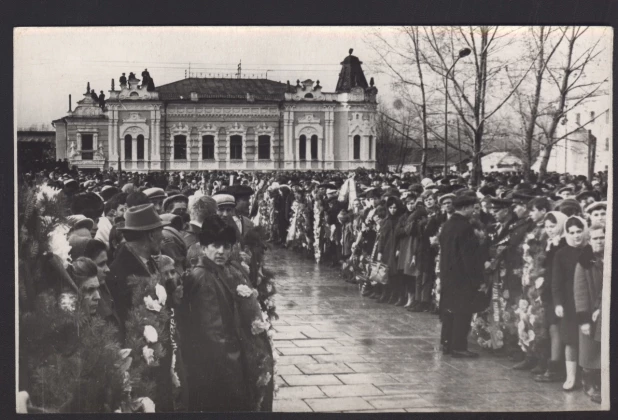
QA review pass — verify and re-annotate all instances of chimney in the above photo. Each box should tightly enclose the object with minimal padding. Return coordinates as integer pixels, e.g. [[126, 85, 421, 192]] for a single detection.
[[111, 78, 115, 91], [68, 94, 72, 112]]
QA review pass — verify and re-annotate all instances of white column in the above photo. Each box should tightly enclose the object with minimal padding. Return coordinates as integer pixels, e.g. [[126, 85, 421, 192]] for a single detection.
[[120, 135, 125, 161], [326, 107, 335, 161], [132, 137, 137, 162], [318, 136, 323, 162], [108, 107, 116, 162], [145, 137, 150, 161]]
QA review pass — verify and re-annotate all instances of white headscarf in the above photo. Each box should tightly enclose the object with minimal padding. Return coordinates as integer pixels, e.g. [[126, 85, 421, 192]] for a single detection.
[[544, 211, 567, 250]]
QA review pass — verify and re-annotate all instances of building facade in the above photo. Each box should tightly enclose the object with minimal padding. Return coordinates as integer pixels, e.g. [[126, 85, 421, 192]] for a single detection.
[[53, 51, 378, 172], [533, 91, 611, 176]]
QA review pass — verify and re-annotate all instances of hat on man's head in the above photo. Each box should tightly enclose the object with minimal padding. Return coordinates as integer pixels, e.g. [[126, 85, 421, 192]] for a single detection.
[[511, 190, 537, 205], [118, 204, 170, 231], [213, 194, 236, 208], [585, 201, 607, 214], [489, 197, 513, 210], [162, 194, 189, 213], [438, 193, 456, 204], [556, 198, 582, 216], [68, 236, 97, 259], [221, 185, 254, 199], [67, 215, 95, 233], [326, 189, 338, 199], [557, 186, 574, 195], [143, 187, 167, 201], [160, 213, 184, 232], [575, 190, 596, 202], [452, 193, 478, 208], [100, 185, 121, 202], [199, 215, 237, 246]]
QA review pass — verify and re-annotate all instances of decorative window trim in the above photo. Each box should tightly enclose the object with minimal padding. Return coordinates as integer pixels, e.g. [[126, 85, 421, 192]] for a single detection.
[[198, 123, 219, 161], [295, 116, 323, 161], [254, 123, 275, 161], [225, 122, 247, 162], [170, 123, 190, 161]]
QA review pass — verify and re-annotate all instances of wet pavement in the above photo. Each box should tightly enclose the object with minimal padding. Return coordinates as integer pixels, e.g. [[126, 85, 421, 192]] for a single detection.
[[268, 247, 599, 413]]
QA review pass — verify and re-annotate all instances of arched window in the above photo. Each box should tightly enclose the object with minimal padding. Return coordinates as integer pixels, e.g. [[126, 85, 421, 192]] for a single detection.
[[124, 134, 132, 160], [174, 135, 187, 160], [353, 135, 361, 160], [137, 135, 145, 160], [202, 135, 215, 160], [310, 135, 318, 160], [304, 93, 314, 99], [368, 135, 373, 160], [299, 135, 306, 160], [230, 135, 242, 160], [258, 135, 271, 160]]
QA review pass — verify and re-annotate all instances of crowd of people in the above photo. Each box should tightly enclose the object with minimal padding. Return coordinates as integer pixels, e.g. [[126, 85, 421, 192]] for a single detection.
[[17, 164, 608, 412]]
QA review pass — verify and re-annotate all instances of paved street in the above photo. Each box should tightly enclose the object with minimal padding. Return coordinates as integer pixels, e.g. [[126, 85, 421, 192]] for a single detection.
[[268, 247, 598, 413]]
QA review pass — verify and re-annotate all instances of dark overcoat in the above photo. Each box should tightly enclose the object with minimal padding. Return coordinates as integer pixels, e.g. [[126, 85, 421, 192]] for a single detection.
[[179, 257, 273, 412], [438, 213, 485, 314]]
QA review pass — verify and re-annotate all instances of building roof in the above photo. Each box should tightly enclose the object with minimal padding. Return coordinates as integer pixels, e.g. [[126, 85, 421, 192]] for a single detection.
[[17, 131, 56, 143], [156, 78, 289, 101], [336, 49, 369, 93]]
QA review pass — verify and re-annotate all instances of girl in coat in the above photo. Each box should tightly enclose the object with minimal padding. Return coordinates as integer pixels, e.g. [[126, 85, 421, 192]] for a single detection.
[[376, 196, 403, 304], [535, 211, 568, 383], [552, 215, 588, 391], [574, 224, 604, 404], [395, 193, 418, 308]]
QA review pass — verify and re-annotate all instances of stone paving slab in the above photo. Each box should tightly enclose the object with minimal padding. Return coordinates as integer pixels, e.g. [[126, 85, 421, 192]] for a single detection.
[[282, 374, 343, 386], [269, 247, 600, 412], [304, 396, 374, 412]]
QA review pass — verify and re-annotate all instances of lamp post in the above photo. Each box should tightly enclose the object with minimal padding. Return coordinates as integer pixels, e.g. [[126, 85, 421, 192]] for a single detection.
[[444, 48, 471, 176]]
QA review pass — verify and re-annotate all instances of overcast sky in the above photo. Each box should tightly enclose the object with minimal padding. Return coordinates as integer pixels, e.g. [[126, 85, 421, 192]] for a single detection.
[[14, 27, 397, 129], [14, 26, 611, 129]]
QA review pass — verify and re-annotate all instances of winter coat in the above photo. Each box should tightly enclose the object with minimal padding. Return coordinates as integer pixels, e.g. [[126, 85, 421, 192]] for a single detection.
[[574, 247, 603, 342], [552, 244, 586, 345], [179, 257, 273, 412], [395, 211, 416, 275], [162, 225, 188, 274], [438, 213, 485, 314], [542, 238, 566, 325], [503, 216, 535, 299], [377, 214, 400, 276]]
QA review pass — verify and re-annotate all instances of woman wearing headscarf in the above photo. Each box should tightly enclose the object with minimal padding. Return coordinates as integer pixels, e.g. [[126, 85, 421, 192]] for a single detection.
[[573, 224, 604, 404], [551, 215, 588, 391], [535, 211, 568, 383]]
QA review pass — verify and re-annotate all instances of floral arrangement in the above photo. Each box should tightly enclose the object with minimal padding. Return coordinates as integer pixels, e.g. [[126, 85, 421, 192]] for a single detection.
[[313, 199, 324, 263], [123, 274, 174, 412], [517, 226, 548, 353], [20, 291, 127, 413]]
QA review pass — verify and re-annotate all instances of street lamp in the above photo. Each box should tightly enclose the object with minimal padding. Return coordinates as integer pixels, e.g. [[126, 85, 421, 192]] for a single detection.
[[444, 48, 471, 175]]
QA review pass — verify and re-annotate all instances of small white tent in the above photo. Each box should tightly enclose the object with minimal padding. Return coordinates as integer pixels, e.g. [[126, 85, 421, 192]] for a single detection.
[[479, 152, 523, 173]]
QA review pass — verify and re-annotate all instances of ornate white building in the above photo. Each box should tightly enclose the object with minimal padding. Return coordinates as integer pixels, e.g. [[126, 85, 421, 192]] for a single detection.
[[53, 50, 378, 171]]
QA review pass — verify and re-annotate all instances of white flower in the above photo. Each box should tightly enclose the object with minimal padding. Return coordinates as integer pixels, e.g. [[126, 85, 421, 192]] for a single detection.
[[518, 320, 526, 335], [527, 233, 535, 240], [48, 223, 72, 268], [266, 283, 273, 293], [251, 319, 271, 335], [144, 295, 162, 312], [535, 277, 544, 289], [59, 292, 77, 313], [257, 372, 272, 387], [142, 346, 155, 365], [171, 353, 181, 387], [36, 184, 61, 205], [522, 243, 530, 252], [138, 397, 155, 413], [155, 284, 167, 307], [236, 284, 255, 298], [528, 330, 536, 341], [143, 325, 158, 343], [529, 314, 537, 325], [518, 299, 529, 311]]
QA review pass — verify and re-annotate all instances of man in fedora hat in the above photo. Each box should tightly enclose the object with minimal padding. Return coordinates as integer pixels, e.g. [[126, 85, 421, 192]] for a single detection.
[[107, 203, 170, 340]]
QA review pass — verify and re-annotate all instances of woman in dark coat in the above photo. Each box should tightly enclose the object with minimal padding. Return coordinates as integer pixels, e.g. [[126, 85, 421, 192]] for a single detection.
[[180, 215, 274, 412], [574, 224, 604, 403], [535, 211, 568, 383], [377, 196, 403, 304], [552, 216, 588, 391], [413, 191, 441, 312], [395, 193, 419, 307]]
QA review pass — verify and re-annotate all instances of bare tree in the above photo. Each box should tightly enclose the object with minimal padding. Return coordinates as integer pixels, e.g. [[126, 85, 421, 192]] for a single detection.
[[534, 26, 608, 180], [505, 27, 566, 180], [423, 26, 537, 185]]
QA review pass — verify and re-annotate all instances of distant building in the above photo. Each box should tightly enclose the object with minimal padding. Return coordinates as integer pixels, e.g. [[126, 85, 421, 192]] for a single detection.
[[53, 50, 378, 172], [533, 91, 611, 175]]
